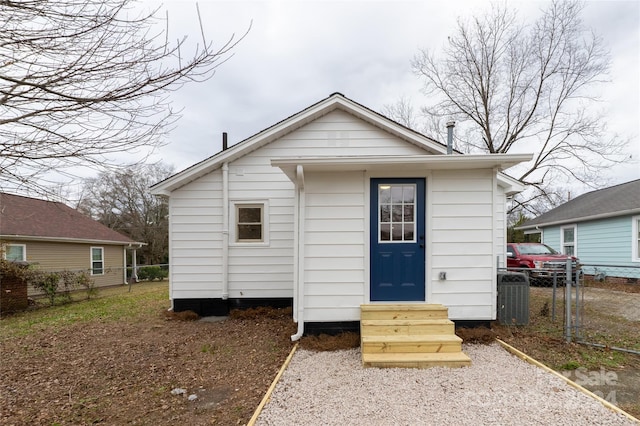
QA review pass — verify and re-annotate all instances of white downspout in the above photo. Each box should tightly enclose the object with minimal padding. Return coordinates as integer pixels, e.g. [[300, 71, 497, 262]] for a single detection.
[[291, 165, 305, 341], [222, 162, 230, 300]]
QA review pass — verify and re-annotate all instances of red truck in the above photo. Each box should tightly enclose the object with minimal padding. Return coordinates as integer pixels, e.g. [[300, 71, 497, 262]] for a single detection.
[[506, 243, 579, 285]]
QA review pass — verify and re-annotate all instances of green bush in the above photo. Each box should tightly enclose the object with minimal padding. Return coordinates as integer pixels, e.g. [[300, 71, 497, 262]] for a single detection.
[[136, 266, 168, 281], [30, 271, 61, 306]]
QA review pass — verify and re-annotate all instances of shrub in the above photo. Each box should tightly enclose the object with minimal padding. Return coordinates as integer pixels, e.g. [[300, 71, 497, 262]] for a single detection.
[[136, 266, 168, 281], [30, 271, 61, 306]]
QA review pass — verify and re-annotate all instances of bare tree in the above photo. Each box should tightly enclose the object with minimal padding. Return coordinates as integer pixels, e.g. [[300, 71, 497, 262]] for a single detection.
[[78, 163, 173, 265], [409, 0, 627, 215], [1, 0, 248, 194]]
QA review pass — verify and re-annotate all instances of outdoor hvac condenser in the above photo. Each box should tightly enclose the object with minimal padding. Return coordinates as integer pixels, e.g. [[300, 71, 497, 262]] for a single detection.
[[497, 271, 530, 325]]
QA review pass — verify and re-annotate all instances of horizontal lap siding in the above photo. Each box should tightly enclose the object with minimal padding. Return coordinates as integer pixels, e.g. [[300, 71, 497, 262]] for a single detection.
[[577, 217, 631, 263], [303, 171, 366, 322], [168, 109, 437, 307], [430, 170, 495, 319], [25, 242, 125, 294], [170, 173, 224, 299], [226, 152, 295, 299]]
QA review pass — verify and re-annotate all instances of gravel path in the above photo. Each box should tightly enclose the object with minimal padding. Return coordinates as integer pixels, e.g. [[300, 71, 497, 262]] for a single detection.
[[256, 344, 636, 425]]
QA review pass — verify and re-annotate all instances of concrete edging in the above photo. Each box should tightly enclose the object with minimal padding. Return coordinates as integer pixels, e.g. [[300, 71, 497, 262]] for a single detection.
[[247, 342, 299, 426], [496, 338, 639, 424]]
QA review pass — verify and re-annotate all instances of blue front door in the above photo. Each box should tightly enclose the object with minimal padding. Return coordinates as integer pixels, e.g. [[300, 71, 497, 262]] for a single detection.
[[370, 178, 425, 301]]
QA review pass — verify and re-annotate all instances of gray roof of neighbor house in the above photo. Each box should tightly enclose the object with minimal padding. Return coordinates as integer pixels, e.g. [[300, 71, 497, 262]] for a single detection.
[[0, 193, 138, 245], [518, 179, 640, 229]]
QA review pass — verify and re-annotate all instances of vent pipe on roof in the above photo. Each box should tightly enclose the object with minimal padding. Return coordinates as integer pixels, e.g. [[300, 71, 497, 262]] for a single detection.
[[222, 132, 228, 151], [446, 121, 455, 155]]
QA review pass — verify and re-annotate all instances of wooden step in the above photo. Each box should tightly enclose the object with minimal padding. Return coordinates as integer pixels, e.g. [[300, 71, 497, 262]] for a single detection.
[[360, 304, 449, 320], [360, 319, 455, 336], [361, 334, 463, 354], [362, 352, 472, 369]]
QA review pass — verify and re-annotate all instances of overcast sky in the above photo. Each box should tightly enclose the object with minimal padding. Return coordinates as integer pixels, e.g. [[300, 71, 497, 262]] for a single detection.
[[145, 0, 639, 196]]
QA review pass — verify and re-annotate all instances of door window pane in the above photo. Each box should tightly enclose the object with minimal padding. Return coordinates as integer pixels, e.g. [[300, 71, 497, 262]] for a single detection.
[[404, 223, 415, 240], [378, 183, 416, 243]]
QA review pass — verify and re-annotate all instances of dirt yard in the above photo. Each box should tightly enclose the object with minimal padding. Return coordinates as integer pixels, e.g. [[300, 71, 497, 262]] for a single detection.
[[0, 292, 297, 426], [1, 282, 638, 425]]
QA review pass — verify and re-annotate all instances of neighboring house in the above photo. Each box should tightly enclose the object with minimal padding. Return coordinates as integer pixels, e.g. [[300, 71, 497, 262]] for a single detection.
[[517, 179, 640, 281], [151, 93, 532, 335], [0, 193, 144, 292]]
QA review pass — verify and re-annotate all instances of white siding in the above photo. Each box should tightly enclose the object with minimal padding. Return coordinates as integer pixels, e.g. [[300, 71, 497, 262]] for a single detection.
[[169, 109, 422, 302], [429, 169, 496, 320], [169, 172, 224, 299], [302, 171, 367, 322], [168, 108, 506, 322]]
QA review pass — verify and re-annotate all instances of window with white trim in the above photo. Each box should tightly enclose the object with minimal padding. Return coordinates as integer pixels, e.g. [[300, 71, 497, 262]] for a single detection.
[[231, 201, 269, 245], [4, 244, 26, 261], [561, 225, 577, 256], [91, 247, 104, 275], [633, 215, 640, 262]]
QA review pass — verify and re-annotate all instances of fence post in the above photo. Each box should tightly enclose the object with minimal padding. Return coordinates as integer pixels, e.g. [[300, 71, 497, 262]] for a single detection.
[[551, 273, 557, 321], [564, 259, 572, 343], [574, 267, 581, 339]]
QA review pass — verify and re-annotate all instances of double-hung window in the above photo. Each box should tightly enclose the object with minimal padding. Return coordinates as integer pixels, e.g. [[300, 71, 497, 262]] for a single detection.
[[91, 247, 104, 275], [4, 244, 26, 261], [561, 225, 577, 256], [231, 201, 269, 245]]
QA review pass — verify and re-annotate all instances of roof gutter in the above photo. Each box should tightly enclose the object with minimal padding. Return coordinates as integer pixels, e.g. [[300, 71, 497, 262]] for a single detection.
[[0, 235, 145, 246], [517, 207, 640, 230]]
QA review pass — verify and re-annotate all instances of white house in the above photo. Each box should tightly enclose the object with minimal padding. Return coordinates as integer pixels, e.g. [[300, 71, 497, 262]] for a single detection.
[[151, 93, 531, 340]]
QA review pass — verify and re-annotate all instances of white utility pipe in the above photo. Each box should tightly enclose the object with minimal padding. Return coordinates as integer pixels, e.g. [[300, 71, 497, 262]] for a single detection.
[[222, 162, 229, 300]]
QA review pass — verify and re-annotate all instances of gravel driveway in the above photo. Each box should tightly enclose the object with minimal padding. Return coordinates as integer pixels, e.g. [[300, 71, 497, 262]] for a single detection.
[[579, 287, 640, 322], [256, 344, 636, 425]]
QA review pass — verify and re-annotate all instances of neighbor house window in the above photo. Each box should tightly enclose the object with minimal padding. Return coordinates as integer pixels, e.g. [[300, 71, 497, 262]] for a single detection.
[[4, 244, 26, 261], [91, 247, 104, 275], [633, 216, 640, 262], [561, 225, 577, 256], [231, 201, 269, 245]]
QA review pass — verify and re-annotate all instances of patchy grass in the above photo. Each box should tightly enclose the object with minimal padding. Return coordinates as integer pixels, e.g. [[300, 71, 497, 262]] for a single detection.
[[0, 282, 168, 339]]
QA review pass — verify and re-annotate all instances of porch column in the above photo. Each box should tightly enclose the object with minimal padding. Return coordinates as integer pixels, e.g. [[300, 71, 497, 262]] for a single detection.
[[132, 249, 138, 282]]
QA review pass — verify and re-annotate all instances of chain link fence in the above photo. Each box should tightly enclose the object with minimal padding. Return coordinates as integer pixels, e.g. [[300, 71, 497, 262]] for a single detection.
[[501, 262, 640, 355], [25, 264, 169, 298]]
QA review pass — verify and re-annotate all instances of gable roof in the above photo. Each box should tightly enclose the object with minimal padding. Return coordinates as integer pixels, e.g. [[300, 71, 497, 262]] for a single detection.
[[151, 92, 450, 195], [519, 179, 640, 229], [0, 193, 137, 245]]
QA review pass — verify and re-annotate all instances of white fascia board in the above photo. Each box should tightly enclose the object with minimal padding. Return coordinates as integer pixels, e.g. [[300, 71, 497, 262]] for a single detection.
[[497, 173, 526, 196], [150, 95, 344, 195], [334, 97, 447, 155], [272, 153, 533, 182], [150, 94, 450, 195]]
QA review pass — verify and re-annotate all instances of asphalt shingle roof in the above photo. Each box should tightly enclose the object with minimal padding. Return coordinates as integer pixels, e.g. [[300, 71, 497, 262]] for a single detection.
[[0, 193, 134, 244], [520, 179, 640, 229]]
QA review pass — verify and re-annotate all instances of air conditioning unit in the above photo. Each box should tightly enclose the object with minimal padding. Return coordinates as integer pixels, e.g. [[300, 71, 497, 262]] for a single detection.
[[497, 271, 529, 325]]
